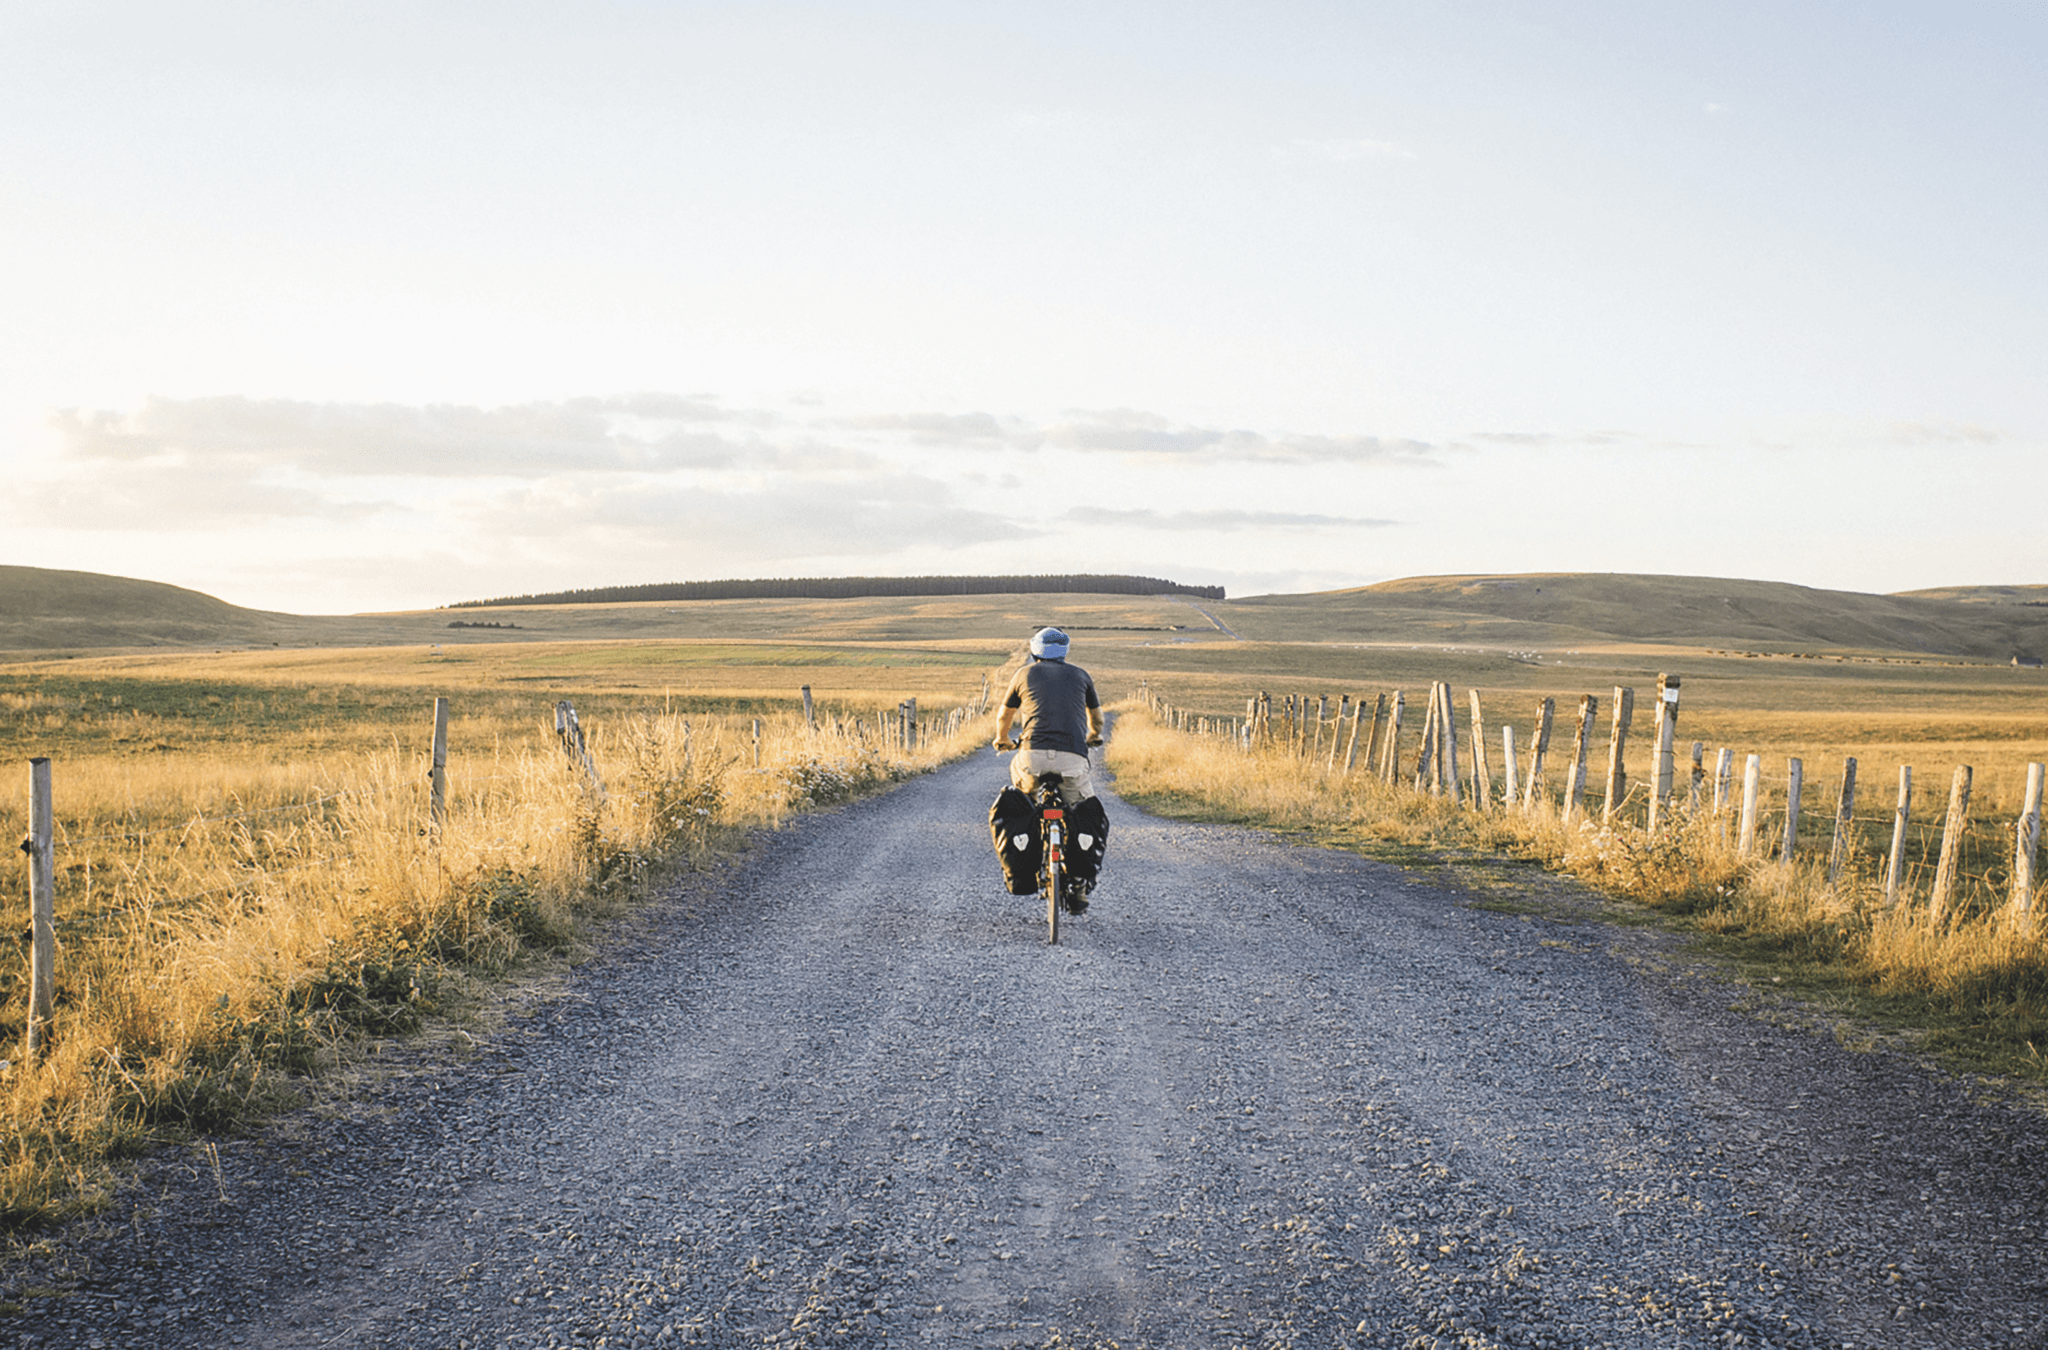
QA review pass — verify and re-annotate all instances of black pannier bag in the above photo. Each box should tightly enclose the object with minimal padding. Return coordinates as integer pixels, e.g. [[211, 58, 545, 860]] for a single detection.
[[989, 787, 1042, 895], [1065, 794, 1109, 884]]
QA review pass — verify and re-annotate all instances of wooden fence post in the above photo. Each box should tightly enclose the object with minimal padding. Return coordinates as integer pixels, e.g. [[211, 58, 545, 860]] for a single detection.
[[1522, 698, 1555, 812], [801, 686, 815, 727], [1313, 696, 1329, 761], [1562, 694, 1597, 824], [1380, 691, 1405, 782], [1647, 675, 1679, 835], [1359, 694, 1385, 776], [752, 718, 763, 768], [555, 700, 606, 799], [1602, 686, 1635, 824], [906, 698, 918, 750], [1414, 686, 1440, 793], [1341, 696, 1365, 774], [1501, 725, 1520, 807], [2012, 762, 2044, 922], [1884, 766, 1913, 907], [1689, 742, 1706, 812], [25, 758, 54, 1057], [1439, 682, 1463, 806], [1738, 753, 1762, 857], [1467, 689, 1492, 810], [1714, 748, 1735, 842], [1826, 757, 1858, 887], [429, 696, 450, 832], [1780, 757, 1804, 865], [1929, 765, 1973, 924]]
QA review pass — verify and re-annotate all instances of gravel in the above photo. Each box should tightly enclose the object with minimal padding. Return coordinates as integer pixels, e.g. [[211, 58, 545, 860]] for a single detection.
[[6, 750, 2047, 1349]]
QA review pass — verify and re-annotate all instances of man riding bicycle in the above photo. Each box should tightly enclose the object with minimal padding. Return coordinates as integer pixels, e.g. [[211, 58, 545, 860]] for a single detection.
[[993, 627, 1105, 801]]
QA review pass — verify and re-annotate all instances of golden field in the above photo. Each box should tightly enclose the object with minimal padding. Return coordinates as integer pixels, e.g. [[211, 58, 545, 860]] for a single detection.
[[4, 567, 2048, 1223]]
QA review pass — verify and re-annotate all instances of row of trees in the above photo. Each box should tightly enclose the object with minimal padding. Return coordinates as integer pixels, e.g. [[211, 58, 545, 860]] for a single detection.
[[448, 574, 1226, 608]]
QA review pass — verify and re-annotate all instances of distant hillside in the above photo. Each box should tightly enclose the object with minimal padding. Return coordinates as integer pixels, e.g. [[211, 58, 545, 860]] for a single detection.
[[1225, 573, 2048, 661], [1894, 583, 2048, 606], [6, 565, 2046, 662], [450, 574, 1226, 607], [0, 565, 296, 651]]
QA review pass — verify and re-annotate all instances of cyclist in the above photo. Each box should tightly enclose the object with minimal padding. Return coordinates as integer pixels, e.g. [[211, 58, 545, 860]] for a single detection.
[[993, 626, 1105, 802]]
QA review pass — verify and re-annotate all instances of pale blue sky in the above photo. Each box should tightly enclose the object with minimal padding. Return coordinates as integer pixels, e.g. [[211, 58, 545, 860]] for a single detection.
[[3, 2, 2041, 612]]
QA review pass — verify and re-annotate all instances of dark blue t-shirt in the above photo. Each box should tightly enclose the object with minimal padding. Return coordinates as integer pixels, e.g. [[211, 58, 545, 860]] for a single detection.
[[1002, 659, 1099, 754]]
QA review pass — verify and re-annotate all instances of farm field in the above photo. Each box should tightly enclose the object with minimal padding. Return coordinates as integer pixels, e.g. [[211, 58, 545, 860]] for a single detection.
[[3, 569, 2048, 1222]]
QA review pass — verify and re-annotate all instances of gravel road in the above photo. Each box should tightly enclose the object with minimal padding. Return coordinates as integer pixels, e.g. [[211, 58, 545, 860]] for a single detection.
[[10, 750, 2048, 1349]]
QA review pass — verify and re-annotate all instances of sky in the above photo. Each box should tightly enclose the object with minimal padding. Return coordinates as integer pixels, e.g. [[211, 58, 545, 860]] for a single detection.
[[3, 1, 2043, 614]]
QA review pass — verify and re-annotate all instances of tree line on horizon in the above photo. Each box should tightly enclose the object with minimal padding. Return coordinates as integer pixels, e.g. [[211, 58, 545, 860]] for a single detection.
[[445, 574, 1226, 608]]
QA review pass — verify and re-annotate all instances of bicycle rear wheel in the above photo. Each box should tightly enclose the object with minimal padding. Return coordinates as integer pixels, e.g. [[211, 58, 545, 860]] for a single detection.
[[1044, 816, 1063, 945]]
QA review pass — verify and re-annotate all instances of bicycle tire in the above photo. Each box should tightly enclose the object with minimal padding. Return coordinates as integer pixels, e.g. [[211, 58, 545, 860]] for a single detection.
[[1048, 819, 1064, 946], [1045, 815, 1062, 945]]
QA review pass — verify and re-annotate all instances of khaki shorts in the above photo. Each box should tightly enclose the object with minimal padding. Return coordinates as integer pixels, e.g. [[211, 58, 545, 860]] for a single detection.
[[1009, 748, 1096, 803]]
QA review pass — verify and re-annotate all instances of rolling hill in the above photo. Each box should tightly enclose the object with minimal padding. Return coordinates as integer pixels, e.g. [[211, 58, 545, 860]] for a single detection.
[[1221, 573, 2048, 660], [2, 565, 2045, 662]]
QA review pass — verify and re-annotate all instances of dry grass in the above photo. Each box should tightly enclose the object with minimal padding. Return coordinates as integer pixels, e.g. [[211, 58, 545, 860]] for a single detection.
[[0, 662, 998, 1228], [1107, 704, 2048, 1083]]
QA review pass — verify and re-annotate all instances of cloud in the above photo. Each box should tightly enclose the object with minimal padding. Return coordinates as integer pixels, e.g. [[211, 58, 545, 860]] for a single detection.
[[471, 472, 1026, 558], [1704, 102, 1732, 115], [835, 411, 1023, 443], [1272, 138, 1417, 164], [1890, 420, 2002, 445], [1066, 507, 1398, 531], [1044, 409, 1435, 465], [46, 395, 777, 478], [20, 462, 388, 528]]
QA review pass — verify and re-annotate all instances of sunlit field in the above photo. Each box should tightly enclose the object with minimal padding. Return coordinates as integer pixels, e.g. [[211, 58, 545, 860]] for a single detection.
[[4, 578, 2047, 1225], [0, 639, 1014, 1226]]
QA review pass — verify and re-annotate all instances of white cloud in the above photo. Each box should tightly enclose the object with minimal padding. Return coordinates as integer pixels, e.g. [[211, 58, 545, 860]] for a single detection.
[[1890, 420, 2002, 445], [46, 395, 779, 479], [1067, 507, 1398, 531], [469, 472, 1025, 559], [1042, 409, 1436, 465]]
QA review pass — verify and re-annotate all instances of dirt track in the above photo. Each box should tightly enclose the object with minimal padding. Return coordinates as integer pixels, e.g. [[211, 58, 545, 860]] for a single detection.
[[9, 750, 2048, 1349]]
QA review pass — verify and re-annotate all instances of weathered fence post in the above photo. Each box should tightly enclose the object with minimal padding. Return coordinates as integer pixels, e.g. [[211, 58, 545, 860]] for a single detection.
[[1522, 697, 1555, 812], [1826, 757, 1858, 887], [1313, 696, 1329, 760], [1714, 748, 1735, 841], [1780, 757, 1804, 865], [1562, 694, 1597, 824], [1438, 682, 1463, 806], [1414, 686, 1440, 793], [1359, 694, 1385, 775], [1501, 725, 1520, 808], [1380, 691, 1405, 782], [555, 700, 606, 799], [1929, 765, 1973, 924], [1884, 766, 1913, 907], [801, 686, 815, 727], [1647, 675, 1679, 835], [752, 718, 763, 768], [1602, 686, 1635, 824], [1341, 696, 1366, 774], [906, 699, 918, 750], [1467, 689, 1491, 810], [2012, 762, 2045, 923], [1327, 695, 1351, 771], [429, 696, 450, 832], [25, 758, 54, 1057], [1689, 742, 1706, 812], [1738, 753, 1762, 857]]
